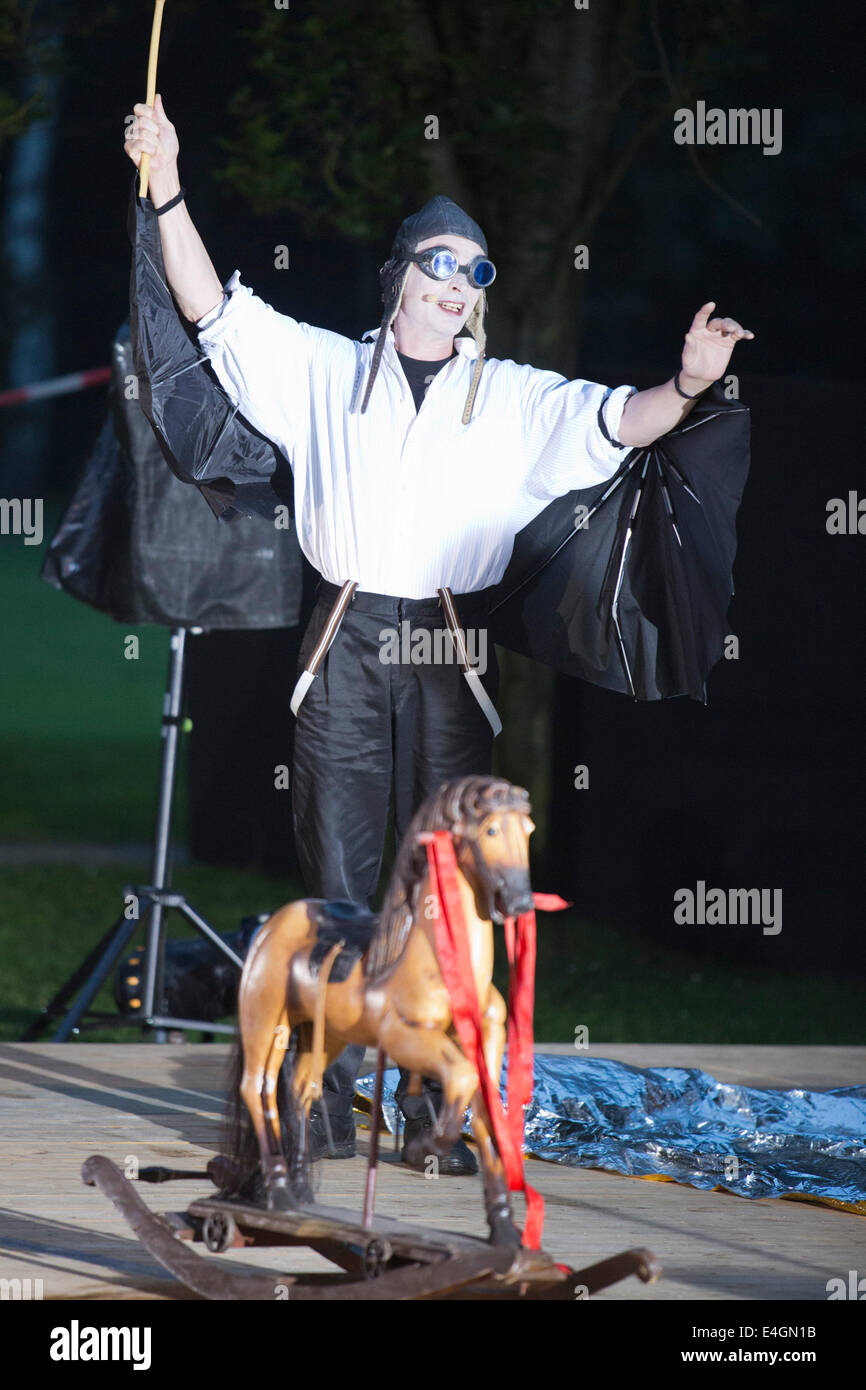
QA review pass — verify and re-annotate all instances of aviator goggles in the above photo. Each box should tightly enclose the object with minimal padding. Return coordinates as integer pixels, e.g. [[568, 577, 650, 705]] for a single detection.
[[408, 245, 496, 288]]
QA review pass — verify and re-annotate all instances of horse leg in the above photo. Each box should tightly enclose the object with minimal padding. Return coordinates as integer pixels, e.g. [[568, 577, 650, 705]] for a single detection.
[[259, 1019, 338, 1209], [238, 1006, 292, 1209], [472, 985, 521, 1247], [470, 1097, 521, 1248], [379, 1016, 478, 1167], [470, 1099, 520, 1248], [260, 1010, 297, 1208], [284, 1022, 315, 1203]]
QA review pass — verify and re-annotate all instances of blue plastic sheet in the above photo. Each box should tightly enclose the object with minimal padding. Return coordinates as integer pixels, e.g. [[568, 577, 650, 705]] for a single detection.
[[356, 1054, 866, 1208]]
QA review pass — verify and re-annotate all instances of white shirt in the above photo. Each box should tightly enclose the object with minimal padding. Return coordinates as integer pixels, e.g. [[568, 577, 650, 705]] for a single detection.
[[197, 272, 636, 599]]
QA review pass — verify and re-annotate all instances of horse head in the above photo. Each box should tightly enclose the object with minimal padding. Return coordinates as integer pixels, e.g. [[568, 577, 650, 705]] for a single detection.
[[437, 776, 536, 925]]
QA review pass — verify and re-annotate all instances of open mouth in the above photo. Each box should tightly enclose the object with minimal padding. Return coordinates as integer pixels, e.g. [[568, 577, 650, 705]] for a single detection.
[[422, 294, 464, 316], [492, 879, 534, 922]]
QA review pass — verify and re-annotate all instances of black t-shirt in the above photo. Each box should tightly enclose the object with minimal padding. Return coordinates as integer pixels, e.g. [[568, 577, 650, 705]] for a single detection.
[[396, 348, 457, 411]]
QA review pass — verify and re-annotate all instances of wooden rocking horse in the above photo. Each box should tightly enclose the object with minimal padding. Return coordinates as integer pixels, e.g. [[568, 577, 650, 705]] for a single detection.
[[233, 774, 556, 1248], [81, 772, 662, 1294]]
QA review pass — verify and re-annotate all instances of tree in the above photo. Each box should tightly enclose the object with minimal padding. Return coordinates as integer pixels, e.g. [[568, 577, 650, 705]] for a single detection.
[[0, 1, 49, 155]]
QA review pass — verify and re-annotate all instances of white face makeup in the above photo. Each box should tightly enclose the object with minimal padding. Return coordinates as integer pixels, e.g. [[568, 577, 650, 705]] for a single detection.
[[392, 233, 485, 358]]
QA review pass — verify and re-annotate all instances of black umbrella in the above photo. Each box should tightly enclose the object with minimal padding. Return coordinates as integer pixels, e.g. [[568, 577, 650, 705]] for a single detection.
[[488, 385, 751, 701], [127, 174, 293, 525], [40, 322, 304, 629]]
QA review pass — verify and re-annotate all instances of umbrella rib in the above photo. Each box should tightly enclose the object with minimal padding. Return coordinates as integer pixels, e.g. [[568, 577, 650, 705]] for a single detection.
[[679, 408, 723, 433], [190, 401, 241, 481], [487, 457, 636, 616], [656, 457, 683, 547], [607, 457, 653, 698], [140, 247, 175, 305], [678, 405, 744, 435], [151, 356, 210, 387], [659, 450, 702, 506], [610, 525, 636, 699]]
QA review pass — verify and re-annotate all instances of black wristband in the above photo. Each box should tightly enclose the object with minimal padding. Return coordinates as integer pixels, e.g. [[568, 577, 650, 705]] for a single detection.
[[154, 186, 185, 216], [673, 370, 711, 400]]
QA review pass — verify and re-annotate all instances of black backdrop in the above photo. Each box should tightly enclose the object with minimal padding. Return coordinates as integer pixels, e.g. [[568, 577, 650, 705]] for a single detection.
[[547, 374, 865, 977]]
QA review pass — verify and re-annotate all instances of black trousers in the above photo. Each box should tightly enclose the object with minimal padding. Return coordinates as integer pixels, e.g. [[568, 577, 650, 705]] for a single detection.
[[292, 579, 499, 1119]]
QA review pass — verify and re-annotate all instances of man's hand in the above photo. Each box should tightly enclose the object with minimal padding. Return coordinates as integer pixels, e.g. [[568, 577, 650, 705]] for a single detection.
[[124, 94, 180, 194], [680, 301, 755, 391], [123, 94, 223, 323], [617, 303, 755, 447]]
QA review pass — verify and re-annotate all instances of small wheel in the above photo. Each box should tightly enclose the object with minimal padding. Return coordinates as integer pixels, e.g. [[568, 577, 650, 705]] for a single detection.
[[202, 1210, 236, 1253], [360, 1236, 392, 1280]]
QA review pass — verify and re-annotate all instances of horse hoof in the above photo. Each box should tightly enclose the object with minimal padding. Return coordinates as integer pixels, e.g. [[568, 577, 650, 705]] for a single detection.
[[401, 1130, 437, 1171], [488, 1212, 522, 1249], [266, 1182, 296, 1212], [400, 1118, 451, 1168], [206, 1155, 239, 1190]]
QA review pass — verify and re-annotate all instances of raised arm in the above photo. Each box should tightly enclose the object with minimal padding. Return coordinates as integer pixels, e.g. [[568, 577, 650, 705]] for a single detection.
[[124, 94, 223, 323], [617, 303, 755, 446]]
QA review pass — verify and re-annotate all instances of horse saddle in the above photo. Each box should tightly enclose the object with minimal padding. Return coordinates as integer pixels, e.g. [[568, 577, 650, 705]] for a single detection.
[[308, 899, 379, 982]]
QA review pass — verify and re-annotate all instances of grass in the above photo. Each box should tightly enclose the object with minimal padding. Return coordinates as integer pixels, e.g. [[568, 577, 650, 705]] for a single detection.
[[519, 917, 865, 1046], [1, 498, 177, 841], [2, 860, 863, 1047], [0, 861, 300, 1044], [1, 497, 864, 1047]]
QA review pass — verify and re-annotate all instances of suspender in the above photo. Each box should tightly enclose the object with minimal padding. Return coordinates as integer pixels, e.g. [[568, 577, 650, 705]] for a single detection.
[[290, 581, 501, 736], [289, 580, 357, 715], [437, 586, 501, 736]]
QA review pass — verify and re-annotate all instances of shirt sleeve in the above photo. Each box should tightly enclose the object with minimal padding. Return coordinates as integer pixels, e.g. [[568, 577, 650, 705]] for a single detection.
[[195, 270, 315, 459], [518, 365, 638, 500]]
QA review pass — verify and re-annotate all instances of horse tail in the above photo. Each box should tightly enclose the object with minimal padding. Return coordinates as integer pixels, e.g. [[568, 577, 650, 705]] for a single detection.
[[216, 1030, 258, 1198], [216, 1026, 315, 1204]]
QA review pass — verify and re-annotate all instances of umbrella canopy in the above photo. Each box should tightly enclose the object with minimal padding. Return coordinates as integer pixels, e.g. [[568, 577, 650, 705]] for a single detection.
[[127, 175, 293, 525], [488, 386, 751, 700], [41, 324, 304, 629]]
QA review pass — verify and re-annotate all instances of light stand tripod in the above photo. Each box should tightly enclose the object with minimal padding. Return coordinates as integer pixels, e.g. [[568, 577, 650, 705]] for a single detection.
[[23, 627, 242, 1042]]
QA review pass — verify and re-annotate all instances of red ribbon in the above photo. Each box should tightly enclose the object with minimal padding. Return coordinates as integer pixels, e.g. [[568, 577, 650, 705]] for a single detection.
[[423, 831, 568, 1250], [532, 892, 571, 913]]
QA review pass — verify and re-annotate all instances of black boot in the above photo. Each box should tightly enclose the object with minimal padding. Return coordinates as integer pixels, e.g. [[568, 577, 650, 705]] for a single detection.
[[307, 1043, 364, 1160], [396, 1071, 478, 1177], [309, 1106, 357, 1160]]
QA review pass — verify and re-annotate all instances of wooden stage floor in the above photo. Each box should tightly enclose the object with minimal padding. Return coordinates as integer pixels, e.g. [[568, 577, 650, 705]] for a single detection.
[[0, 1042, 862, 1301]]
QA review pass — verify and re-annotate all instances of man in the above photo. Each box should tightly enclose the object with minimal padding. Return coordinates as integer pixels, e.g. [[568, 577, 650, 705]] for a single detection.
[[125, 95, 753, 1172]]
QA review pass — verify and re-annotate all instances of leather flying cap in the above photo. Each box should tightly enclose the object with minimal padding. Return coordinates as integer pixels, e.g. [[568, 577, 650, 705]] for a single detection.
[[390, 195, 488, 260]]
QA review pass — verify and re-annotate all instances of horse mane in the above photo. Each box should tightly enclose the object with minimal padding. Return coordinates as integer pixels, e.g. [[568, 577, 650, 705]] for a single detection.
[[363, 774, 530, 983]]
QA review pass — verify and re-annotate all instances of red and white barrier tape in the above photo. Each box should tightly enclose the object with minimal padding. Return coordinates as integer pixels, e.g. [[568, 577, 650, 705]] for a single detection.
[[0, 366, 111, 408]]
